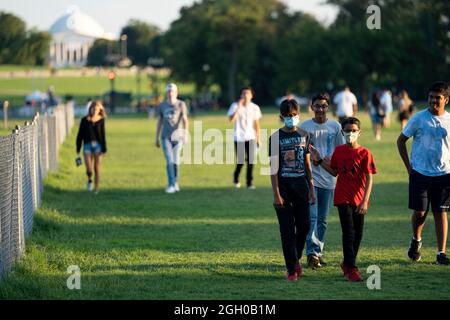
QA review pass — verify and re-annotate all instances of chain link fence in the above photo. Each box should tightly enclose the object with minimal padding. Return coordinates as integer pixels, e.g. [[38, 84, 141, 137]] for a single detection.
[[0, 104, 74, 278]]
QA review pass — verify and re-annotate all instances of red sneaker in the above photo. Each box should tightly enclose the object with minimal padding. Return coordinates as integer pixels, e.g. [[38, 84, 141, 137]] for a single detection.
[[340, 262, 349, 276], [286, 273, 298, 282], [295, 263, 302, 278], [345, 267, 363, 282]]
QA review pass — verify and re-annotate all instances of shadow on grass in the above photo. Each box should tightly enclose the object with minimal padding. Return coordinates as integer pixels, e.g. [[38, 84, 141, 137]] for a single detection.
[[28, 182, 424, 254], [2, 260, 450, 300], [5, 181, 445, 299]]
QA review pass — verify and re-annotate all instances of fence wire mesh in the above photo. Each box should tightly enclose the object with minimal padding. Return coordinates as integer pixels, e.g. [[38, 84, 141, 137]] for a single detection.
[[0, 104, 74, 278]]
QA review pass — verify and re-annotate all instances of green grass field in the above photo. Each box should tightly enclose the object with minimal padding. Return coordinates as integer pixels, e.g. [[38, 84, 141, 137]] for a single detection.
[[0, 67, 195, 107], [0, 111, 449, 300]]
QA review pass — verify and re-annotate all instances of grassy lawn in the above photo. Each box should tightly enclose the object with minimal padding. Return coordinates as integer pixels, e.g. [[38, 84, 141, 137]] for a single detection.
[[0, 110, 449, 300], [0, 118, 27, 136], [0, 72, 195, 107]]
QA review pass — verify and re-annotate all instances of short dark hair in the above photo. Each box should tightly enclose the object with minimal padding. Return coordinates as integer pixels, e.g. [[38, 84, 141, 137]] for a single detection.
[[341, 116, 361, 130], [280, 99, 300, 116], [240, 86, 254, 96], [428, 81, 450, 98], [311, 92, 330, 105]]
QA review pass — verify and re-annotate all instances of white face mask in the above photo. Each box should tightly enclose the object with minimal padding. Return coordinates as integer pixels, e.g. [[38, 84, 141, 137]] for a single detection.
[[343, 131, 359, 144], [284, 115, 300, 128]]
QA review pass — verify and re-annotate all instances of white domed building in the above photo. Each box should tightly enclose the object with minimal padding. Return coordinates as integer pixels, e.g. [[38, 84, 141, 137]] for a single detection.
[[48, 7, 116, 67]]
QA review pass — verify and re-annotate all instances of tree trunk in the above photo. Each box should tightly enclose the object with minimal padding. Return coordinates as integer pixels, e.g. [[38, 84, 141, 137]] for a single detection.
[[227, 43, 238, 103]]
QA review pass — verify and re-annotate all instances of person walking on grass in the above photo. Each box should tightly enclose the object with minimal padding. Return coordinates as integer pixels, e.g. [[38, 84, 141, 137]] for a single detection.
[[368, 90, 384, 141], [76, 101, 107, 194], [228, 86, 262, 189], [156, 83, 189, 194], [332, 86, 358, 125], [310, 117, 376, 282], [269, 99, 316, 282], [398, 90, 414, 130], [380, 88, 393, 128], [397, 81, 450, 266], [300, 92, 345, 269]]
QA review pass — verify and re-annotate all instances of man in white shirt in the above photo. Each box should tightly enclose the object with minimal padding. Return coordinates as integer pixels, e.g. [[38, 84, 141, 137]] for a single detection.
[[227, 87, 262, 189], [332, 86, 358, 124], [397, 81, 450, 266], [380, 88, 393, 128]]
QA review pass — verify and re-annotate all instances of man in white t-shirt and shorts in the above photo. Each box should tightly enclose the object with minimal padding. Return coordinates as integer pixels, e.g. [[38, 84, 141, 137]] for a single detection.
[[333, 86, 358, 125], [397, 81, 450, 265], [227, 87, 262, 189]]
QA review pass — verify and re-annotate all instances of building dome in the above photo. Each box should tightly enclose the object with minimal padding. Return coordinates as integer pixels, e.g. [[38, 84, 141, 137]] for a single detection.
[[49, 7, 115, 40], [48, 7, 116, 67]]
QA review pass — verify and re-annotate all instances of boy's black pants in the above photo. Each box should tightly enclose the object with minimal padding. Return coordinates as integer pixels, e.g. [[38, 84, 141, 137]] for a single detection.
[[274, 178, 310, 275], [337, 204, 365, 268]]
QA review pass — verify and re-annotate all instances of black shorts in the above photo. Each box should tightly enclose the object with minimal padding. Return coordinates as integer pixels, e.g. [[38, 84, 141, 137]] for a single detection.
[[409, 169, 450, 212]]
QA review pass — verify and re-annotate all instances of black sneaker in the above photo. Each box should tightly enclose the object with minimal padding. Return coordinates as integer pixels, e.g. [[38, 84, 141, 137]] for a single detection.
[[407, 238, 422, 261], [436, 253, 450, 265], [307, 254, 321, 269]]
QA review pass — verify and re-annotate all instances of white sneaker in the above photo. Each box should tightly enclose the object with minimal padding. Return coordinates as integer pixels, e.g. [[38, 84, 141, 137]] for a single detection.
[[165, 186, 176, 194], [174, 183, 180, 192], [248, 185, 256, 190], [86, 181, 93, 192], [234, 182, 241, 189]]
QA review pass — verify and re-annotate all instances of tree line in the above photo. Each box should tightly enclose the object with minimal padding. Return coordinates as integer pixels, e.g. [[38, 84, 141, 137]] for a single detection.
[[0, 12, 51, 65]]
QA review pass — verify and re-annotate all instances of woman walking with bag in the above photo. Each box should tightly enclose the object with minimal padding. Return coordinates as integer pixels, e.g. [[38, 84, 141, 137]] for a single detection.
[[76, 101, 107, 194]]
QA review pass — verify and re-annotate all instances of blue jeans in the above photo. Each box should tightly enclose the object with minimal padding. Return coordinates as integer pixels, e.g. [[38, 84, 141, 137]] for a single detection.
[[161, 138, 182, 187], [306, 187, 334, 257]]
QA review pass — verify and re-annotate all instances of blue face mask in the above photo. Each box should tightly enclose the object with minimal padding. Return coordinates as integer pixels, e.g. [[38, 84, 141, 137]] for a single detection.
[[284, 115, 300, 128]]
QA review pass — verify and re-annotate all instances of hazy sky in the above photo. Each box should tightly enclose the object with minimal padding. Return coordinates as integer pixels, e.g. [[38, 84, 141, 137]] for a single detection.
[[0, 0, 339, 36]]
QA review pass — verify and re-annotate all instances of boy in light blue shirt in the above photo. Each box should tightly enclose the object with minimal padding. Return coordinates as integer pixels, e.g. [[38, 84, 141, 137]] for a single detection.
[[397, 81, 450, 266], [300, 92, 344, 269]]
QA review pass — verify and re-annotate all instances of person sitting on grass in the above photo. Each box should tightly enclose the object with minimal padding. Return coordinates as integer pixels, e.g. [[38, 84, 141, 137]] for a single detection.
[[269, 99, 316, 282], [310, 117, 376, 282]]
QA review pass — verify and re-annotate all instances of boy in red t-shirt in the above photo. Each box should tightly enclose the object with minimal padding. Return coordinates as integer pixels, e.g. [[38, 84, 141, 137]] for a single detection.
[[310, 117, 376, 282]]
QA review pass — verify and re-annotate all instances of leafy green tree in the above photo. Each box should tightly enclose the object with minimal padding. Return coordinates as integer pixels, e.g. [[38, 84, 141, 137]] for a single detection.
[[87, 39, 116, 66], [162, 0, 287, 104], [120, 19, 161, 66], [0, 12, 50, 65], [0, 12, 27, 63]]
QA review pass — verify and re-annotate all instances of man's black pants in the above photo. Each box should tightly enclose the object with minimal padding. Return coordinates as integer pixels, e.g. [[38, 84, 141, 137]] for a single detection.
[[234, 140, 256, 186]]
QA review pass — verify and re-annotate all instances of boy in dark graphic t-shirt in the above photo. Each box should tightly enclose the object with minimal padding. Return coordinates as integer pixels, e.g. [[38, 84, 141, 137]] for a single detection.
[[269, 99, 316, 281]]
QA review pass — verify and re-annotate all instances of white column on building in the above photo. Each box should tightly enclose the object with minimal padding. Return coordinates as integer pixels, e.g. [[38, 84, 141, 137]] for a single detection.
[[63, 43, 67, 66], [60, 42, 64, 66], [53, 42, 58, 65], [85, 42, 90, 64]]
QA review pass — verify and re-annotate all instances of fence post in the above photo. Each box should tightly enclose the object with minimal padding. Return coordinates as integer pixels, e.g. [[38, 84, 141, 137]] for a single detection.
[[3, 100, 9, 130], [11, 126, 25, 261]]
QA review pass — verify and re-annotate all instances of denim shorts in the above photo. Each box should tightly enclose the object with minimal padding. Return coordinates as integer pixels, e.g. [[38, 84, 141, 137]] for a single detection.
[[83, 141, 102, 155]]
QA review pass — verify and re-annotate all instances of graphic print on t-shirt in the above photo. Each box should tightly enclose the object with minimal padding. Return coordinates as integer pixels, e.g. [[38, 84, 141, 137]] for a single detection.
[[164, 108, 175, 120], [279, 135, 308, 178]]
